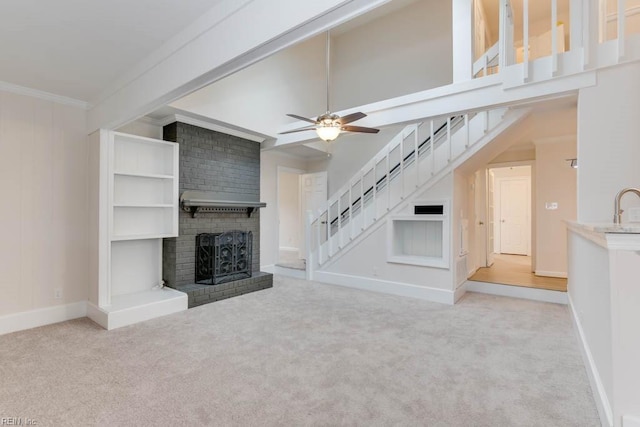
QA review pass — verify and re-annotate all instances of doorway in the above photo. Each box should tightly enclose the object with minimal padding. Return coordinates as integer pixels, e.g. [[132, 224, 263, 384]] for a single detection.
[[276, 167, 305, 270], [493, 166, 531, 256], [276, 169, 327, 271], [470, 164, 565, 291]]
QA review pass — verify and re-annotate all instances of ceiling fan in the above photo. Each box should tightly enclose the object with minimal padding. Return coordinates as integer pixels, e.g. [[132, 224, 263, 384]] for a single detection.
[[279, 31, 379, 142]]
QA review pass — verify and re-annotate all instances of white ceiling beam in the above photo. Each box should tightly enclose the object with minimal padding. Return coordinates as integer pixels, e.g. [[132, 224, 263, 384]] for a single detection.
[[272, 70, 596, 148], [87, 0, 392, 134]]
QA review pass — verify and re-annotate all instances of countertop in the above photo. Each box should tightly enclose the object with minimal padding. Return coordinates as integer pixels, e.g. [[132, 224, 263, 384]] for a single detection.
[[567, 222, 640, 234], [567, 221, 640, 250]]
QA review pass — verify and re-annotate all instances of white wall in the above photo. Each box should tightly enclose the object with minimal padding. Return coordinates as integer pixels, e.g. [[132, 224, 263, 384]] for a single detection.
[[278, 171, 301, 251], [490, 147, 535, 164], [578, 62, 640, 222], [172, 0, 453, 138], [171, 35, 327, 137], [0, 90, 88, 317], [261, 151, 308, 267], [332, 0, 453, 110], [310, 124, 405, 195], [116, 118, 162, 140], [535, 137, 576, 276]]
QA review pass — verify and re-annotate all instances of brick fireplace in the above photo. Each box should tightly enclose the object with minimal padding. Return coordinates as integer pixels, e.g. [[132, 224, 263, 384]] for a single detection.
[[162, 122, 272, 308]]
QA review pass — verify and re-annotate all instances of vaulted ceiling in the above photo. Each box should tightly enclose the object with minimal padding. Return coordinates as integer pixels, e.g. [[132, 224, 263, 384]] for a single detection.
[[0, 0, 223, 101]]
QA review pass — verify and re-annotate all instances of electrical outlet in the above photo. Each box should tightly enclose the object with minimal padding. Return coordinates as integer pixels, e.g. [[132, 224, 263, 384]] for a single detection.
[[54, 288, 63, 300]]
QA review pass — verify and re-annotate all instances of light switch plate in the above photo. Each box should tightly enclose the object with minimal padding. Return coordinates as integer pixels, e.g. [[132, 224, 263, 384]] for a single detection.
[[628, 207, 640, 223], [545, 202, 558, 210]]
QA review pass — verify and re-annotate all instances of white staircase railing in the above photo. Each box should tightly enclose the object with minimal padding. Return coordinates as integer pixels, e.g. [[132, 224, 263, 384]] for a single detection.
[[306, 107, 509, 272], [473, 41, 500, 78]]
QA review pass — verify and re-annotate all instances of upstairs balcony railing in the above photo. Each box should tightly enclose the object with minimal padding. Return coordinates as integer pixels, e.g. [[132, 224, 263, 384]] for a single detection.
[[472, 0, 640, 83]]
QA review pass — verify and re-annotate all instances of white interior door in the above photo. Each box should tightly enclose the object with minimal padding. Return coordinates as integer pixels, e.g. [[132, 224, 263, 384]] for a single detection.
[[299, 171, 328, 259], [499, 178, 530, 255], [277, 171, 301, 252], [486, 170, 495, 266]]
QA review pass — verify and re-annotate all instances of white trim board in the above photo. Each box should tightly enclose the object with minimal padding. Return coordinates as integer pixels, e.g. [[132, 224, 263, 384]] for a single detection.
[[158, 113, 266, 143], [0, 301, 88, 336], [465, 280, 568, 305], [0, 80, 90, 110], [314, 271, 456, 305], [87, 288, 187, 330], [535, 270, 567, 278], [568, 294, 613, 427], [262, 264, 306, 280]]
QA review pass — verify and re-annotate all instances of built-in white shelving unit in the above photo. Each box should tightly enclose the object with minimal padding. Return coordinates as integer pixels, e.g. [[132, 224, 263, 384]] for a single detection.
[[87, 130, 186, 330], [387, 201, 450, 269], [110, 132, 179, 241]]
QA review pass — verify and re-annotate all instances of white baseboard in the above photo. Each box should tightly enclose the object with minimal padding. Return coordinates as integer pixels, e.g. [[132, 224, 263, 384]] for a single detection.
[[314, 271, 455, 305], [535, 270, 568, 278], [87, 288, 187, 330], [465, 281, 568, 305], [454, 282, 467, 302], [86, 302, 108, 329], [624, 416, 640, 427], [263, 264, 306, 279], [0, 301, 87, 336], [261, 264, 275, 272], [568, 294, 613, 427]]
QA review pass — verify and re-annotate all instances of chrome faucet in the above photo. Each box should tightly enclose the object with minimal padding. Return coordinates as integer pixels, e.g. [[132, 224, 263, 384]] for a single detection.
[[614, 188, 640, 224]]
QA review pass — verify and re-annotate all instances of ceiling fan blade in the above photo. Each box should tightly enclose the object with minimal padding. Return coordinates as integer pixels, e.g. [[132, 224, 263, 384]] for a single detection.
[[341, 125, 380, 134], [338, 112, 366, 125], [286, 113, 318, 124], [278, 126, 317, 135]]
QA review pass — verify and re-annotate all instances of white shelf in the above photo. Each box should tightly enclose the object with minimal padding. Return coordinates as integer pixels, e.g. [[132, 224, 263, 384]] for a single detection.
[[109, 132, 179, 240], [387, 203, 450, 269], [113, 133, 176, 176], [114, 171, 174, 179], [113, 204, 174, 208], [111, 233, 178, 242]]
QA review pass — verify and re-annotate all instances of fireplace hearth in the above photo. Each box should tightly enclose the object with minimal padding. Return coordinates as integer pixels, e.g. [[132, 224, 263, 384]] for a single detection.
[[196, 231, 252, 285]]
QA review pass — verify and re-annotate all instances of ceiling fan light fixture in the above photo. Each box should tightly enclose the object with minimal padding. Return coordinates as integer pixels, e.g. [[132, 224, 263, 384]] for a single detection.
[[316, 123, 341, 141], [315, 114, 341, 141], [279, 31, 379, 140]]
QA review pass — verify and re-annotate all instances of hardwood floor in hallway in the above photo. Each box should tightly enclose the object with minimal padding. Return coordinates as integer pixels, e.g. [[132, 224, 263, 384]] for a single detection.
[[469, 254, 567, 292]]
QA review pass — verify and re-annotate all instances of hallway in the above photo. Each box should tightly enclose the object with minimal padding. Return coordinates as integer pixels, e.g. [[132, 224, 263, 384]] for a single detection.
[[469, 254, 567, 292]]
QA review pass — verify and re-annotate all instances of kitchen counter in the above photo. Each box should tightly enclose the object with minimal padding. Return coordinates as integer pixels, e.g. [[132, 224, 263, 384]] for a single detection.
[[566, 221, 640, 250]]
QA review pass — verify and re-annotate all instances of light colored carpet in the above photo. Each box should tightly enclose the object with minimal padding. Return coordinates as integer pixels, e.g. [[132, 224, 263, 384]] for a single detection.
[[0, 275, 598, 426]]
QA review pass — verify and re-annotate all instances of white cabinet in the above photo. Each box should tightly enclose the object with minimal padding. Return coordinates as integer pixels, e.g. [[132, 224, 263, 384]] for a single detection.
[[87, 130, 186, 330]]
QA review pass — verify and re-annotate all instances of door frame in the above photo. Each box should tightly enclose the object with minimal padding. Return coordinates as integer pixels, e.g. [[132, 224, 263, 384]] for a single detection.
[[483, 160, 536, 271], [276, 166, 306, 264], [495, 175, 531, 256]]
